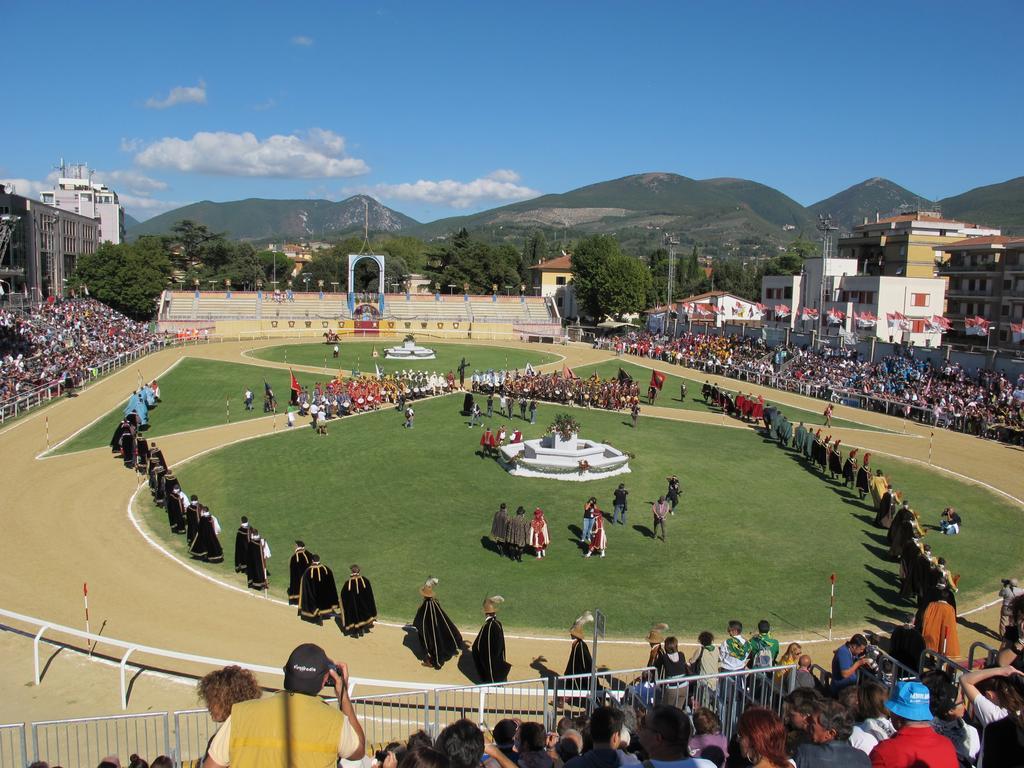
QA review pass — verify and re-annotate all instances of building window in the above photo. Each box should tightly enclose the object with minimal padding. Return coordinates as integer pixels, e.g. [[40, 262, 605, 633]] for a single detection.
[[784, 287, 792, 299], [911, 293, 929, 307], [1002, 304, 1010, 316], [948, 301, 959, 313], [1004, 280, 1012, 290], [555, 276, 566, 286], [911, 319, 927, 333]]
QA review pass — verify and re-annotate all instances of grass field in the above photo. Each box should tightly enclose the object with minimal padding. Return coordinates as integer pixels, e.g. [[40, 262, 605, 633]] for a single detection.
[[54, 358, 335, 454], [574, 359, 882, 432], [134, 382, 1020, 637], [249, 341, 562, 375]]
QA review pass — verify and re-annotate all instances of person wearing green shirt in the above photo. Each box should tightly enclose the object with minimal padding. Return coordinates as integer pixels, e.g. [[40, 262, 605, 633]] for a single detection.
[[746, 620, 780, 668]]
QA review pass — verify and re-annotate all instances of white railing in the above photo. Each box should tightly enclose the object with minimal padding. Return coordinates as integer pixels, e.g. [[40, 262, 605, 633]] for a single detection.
[[0, 722, 27, 768], [0, 607, 450, 712], [0, 337, 178, 425], [33, 712, 170, 768]]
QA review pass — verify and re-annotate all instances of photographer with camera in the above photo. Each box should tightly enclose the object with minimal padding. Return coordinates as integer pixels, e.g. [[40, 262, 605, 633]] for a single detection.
[[203, 643, 365, 768], [830, 634, 873, 697]]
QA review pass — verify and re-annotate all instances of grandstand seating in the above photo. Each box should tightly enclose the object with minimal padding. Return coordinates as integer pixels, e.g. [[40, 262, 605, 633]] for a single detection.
[[160, 291, 556, 326]]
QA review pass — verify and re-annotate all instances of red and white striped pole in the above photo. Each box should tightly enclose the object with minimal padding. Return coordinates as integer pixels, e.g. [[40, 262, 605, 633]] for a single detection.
[[828, 573, 836, 641], [928, 431, 934, 465], [45, 415, 50, 449], [83, 582, 90, 636]]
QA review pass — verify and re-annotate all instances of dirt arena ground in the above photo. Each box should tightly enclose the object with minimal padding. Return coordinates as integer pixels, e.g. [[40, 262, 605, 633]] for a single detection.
[[1, 339, 1019, 721]]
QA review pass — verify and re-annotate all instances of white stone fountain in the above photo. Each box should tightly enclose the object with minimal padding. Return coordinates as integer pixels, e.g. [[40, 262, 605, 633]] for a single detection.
[[384, 338, 436, 360], [499, 430, 630, 482]]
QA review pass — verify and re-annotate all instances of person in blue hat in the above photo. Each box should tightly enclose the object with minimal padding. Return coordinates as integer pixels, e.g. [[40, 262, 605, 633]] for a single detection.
[[867, 681, 957, 767]]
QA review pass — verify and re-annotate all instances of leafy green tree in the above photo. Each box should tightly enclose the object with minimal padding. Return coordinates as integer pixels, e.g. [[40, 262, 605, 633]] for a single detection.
[[594, 253, 652, 319], [570, 234, 622, 319], [169, 220, 223, 272], [71, 239, 172, 320]]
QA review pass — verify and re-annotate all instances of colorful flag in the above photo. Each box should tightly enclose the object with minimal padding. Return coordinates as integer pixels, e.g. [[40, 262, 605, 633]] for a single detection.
[[649, 370, 666, 391], [562, 364, 579, 380], [617, 367, 633, 384], [1012, 321, 1024, 344], [965, 316, 990, 336], [289, 368, 301, 394]]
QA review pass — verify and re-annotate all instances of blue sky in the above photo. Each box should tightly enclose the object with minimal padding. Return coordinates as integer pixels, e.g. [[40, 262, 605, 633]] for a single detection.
[[4, 0, 1022, 222]]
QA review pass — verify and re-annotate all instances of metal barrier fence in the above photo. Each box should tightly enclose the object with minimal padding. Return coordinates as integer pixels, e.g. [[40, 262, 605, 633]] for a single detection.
[[646, 665, 797, 740], [32, 712, 170, 768], [355, 690, 432, 748], [968, 641, 1000, 670], [0, 723, 28, 768], [433, 679, 549, 734], [0, 338, 175, 424], [919, 648, 969, 679], [173, 709, 215, 768]]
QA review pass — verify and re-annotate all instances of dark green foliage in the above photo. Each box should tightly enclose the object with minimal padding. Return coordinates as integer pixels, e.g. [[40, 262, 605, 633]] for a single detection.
[[424, 228, 523, 294], [809, 178, 933, 232], [940, 176, 1024, 235], [70, 239, 172, 320]]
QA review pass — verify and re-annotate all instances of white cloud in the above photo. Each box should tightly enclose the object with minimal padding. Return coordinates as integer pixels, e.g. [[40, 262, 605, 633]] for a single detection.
[[134, 128, 369, 178], [120, 137, 144, 153], [357, 170, 541, 209], [95, 169, 168, 195], [291, 35, 314, 46], [145, 80, 207, 109], [253, 97, 277, 111], [0, 174, 56, 199]]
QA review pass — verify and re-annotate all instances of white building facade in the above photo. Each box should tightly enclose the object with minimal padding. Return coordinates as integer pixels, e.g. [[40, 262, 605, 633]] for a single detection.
[[761, 258, 947, 346], [40, 165, 124, 244]]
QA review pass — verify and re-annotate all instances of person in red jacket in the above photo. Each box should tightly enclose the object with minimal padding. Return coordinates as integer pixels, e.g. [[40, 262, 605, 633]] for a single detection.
[[869, 681, 957, 767]]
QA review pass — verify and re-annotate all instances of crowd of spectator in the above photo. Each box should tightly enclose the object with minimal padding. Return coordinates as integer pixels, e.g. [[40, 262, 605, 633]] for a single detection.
[[0, 299, 158, 403], [598, 330, 1024, 442]]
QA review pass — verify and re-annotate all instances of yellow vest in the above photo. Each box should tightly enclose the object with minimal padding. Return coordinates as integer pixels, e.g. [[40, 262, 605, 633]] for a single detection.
[[229, 692, 345, 768]]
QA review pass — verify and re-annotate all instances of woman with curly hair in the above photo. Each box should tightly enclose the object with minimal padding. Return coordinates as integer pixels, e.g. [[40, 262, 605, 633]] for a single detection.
[[197, 665, 262, 722], [736, 707, 789, 768]]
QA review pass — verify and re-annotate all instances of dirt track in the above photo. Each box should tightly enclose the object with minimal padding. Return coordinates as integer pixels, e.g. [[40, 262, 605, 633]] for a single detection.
[[1, 339, 1020, 719]]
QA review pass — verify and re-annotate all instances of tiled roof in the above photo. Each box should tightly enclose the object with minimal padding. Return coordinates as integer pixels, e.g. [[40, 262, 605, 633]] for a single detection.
[[530, 254, 572, 270]]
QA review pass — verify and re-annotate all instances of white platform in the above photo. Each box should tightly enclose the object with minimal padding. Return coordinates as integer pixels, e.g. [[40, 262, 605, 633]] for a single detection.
[[384, 339, 436, 360], [499, 432, 630, 481]]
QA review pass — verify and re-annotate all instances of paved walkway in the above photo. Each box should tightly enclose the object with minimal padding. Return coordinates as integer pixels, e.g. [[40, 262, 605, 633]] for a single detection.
[[0, 339, 1018, 721]]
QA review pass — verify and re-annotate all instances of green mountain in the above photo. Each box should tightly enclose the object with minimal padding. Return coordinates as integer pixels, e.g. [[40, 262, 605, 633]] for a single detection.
[[124, 212, 141, 230], [809, 177, 933, 232], [407, 172, 814, 254], [127, 195, 418, 241], [939, 177, 1024, 235]]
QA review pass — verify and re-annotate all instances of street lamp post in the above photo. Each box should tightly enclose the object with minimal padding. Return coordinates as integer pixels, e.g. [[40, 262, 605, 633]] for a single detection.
[[447, 284, 456, 295]]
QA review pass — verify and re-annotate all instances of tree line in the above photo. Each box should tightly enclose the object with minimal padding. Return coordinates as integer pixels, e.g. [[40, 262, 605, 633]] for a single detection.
[[71, 219, 812, 321]]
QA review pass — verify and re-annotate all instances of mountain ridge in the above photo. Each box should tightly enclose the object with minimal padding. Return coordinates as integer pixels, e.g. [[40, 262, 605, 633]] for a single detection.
[[126, 173, 1024, 245]]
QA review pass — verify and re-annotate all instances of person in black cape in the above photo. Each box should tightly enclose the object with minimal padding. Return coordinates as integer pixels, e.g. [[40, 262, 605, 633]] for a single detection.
[[338, 564, 377, 637], [288, 541, 312, 605], [413, 577, 464, 669], [234, 517, 250, 573], [245, 528, 269, 590], [471, 595, 511, 683], [185, 495, 201, 544], [147, 444, 166, 493], [298, 554, 340, 624], [135, 435, 150, 473], [563, 612, 594, 694], [189, 505, 224, 563], [164, 474, 186, 534]]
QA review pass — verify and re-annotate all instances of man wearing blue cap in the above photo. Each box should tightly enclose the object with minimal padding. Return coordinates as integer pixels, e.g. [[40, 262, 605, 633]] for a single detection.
[[869, 681, 957, 767]]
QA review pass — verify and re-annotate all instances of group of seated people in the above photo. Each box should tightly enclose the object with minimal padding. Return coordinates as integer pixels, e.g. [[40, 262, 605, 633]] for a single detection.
[[471, 369, 642, 413], [598, 329, 1024, 442], [0, 298, 159, 404]]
